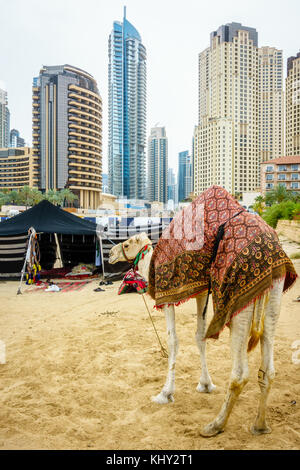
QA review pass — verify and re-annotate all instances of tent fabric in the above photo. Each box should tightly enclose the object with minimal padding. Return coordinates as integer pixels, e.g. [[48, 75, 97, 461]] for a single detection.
[[0, 200, 97, 236]]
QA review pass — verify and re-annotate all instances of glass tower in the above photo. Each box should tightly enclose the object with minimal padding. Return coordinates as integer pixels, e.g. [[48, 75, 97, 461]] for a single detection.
[[0, 88, 10, 148], [178, 151, 192, 202], [108, 7, 147, 199], [147, 126, 168, 203]]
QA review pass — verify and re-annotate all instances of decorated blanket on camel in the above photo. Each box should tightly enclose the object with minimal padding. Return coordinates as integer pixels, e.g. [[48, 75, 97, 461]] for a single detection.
[[148, 186, 297, 339]]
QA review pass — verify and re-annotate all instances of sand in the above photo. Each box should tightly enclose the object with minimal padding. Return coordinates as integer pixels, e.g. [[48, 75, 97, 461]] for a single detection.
[[0, 237, 299, 450]]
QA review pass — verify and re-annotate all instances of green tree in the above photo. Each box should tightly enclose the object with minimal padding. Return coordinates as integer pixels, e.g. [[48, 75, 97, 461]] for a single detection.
[[8, 190, 21, 205], [265, 185, 291, 206], [44, 189, 60, 205], [253, 195, 265, 216], [30, 188, 44, 205], [18, 186, 35, 209], [0, 191, 11, 207], [59, 188, 78, 207], [263, 200, 300, 228]]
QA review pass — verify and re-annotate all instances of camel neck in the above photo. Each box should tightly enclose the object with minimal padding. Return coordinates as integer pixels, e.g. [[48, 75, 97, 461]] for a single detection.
[[136, 246, 153, 282]]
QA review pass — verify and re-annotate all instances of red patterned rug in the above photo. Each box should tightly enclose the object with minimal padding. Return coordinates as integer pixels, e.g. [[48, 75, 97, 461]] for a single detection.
[[31, 281, 91, 293], [148, 185, 297, 339]]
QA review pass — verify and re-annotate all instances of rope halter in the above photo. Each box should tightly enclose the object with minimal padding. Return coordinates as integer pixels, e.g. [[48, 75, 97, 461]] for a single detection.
[[121, 243, 151, 267]]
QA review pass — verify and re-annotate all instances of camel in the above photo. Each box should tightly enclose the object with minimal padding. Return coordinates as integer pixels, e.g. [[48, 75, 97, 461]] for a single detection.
[[108, 231, 286, 437]]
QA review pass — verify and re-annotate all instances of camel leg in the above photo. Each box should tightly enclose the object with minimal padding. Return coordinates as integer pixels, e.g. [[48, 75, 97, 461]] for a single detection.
[[195, 295, 216, 393], [251, 280, 284, 435], [152, 304, 178, 404], [201, 305, 253, 437]]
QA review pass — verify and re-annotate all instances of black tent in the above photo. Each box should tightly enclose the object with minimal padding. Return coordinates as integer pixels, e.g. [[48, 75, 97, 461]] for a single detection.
[[0, 200, 98, 278], [0, 200, 168, 280], [0, 200, 96, 236]]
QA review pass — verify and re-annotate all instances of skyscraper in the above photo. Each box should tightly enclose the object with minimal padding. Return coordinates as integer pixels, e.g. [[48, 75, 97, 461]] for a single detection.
[[258, 47, 284, 161], [32, 64, 102, 209], [0, 87, 10, 148], [178, 151, 192, 202], [10, 129, 25, 148], [108, 7, 147, 199], [147, 126, 168, 203], [194, 22, 260, 195], [286, 52, 300, 156], [167, 168, 176, 203]]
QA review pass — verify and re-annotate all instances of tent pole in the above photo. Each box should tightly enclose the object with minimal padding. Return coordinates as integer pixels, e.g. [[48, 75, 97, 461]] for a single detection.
[[54, 233, 63, 268], [17, 227, 34, 295], [98, 234, 105, 281]]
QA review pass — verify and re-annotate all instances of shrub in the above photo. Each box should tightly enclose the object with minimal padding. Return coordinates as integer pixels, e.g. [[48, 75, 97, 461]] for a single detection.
[[262, 200, 300, 228]]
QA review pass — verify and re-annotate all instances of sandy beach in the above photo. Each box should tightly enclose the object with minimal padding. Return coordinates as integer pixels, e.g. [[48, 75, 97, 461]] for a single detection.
[[0, 236, 299, 450]]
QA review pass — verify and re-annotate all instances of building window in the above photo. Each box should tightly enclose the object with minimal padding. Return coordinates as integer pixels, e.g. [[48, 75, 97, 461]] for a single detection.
[[291, 182, 299, 189], [266, 183, 273, 189], [291, 164, 299, 171], [278, 165, 287, 171], [266, 174, 273, 180], [278, 174, 286, 180], [266, 165, 274, 172]]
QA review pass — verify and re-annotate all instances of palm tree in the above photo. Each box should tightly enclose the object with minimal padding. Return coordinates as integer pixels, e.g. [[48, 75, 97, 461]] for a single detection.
[[0, 191, 11, 208], [265, 185, 290, 206], [8, 190, 20, 205], [44, 189, 60, 206], [31, 188, 44, 205], [59, 188, 78, 207], [18, 186, 35, 209], [253, 195, 265, 216]]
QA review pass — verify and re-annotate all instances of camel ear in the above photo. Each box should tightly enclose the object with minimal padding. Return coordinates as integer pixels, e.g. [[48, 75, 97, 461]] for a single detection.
[[136, 232, 151, 245]]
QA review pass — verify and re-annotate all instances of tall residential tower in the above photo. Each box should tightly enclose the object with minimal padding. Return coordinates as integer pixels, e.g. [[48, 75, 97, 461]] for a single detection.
[[259, 47, 284, 162], [194, 23, 260, 195], [108, 8, 147, 199], [147, 126, 168, 203], [0, 87, 10, 148], [32, 64, 102, 209], [286, 52, 300, 156], [178, 151, 192, 202]]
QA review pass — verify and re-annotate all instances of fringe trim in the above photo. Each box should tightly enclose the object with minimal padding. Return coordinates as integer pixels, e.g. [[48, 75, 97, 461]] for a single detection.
[[152, 271, 298, 342], [153, 289, 208, 310], [205, 273, 297, 340]]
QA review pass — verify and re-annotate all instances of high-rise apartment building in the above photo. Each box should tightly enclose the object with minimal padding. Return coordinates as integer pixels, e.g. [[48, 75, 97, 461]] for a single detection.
[[194, 22, 260, 195], [178, 151, 192, 202], [10, 129, 25, 148], [259, 47, 284, 162], [286, 52, 300, 156], [147, 126, 168, 203], [108, 7, 147, 199], [32, 65, 102, 209], [167, 168, 176, 203], [0, 88, 10, 148]]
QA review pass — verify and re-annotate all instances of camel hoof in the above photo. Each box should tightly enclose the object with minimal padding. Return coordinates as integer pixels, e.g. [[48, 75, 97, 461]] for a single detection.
[[250, 425, 272, 436], [151, 392, 174, 405], [197, 383, 216, 394], [200, 422, 224, 438]]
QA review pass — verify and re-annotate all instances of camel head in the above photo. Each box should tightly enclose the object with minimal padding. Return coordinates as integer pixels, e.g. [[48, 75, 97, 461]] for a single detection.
[[109, 232, 152, 264]]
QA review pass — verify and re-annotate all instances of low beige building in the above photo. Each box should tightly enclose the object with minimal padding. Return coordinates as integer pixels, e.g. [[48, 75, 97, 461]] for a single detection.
[[261, 155, 300, 195], [0, 147, 38, 190]]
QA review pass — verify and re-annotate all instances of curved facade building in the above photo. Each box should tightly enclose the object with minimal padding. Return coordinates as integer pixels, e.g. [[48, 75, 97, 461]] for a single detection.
[[108, 8, 146, 199], [32, 65, 102, 209]]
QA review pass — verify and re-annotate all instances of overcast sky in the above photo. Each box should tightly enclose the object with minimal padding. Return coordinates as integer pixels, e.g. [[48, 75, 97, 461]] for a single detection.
[[0, 0, 299, 175]]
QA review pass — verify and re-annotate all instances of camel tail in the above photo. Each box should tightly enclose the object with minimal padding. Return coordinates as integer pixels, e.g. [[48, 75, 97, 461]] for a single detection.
[[247, 293, 269, 353]]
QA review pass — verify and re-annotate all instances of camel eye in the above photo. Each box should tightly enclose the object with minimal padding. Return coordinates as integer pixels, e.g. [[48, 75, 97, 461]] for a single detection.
[[124, 244, 129, 248]]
